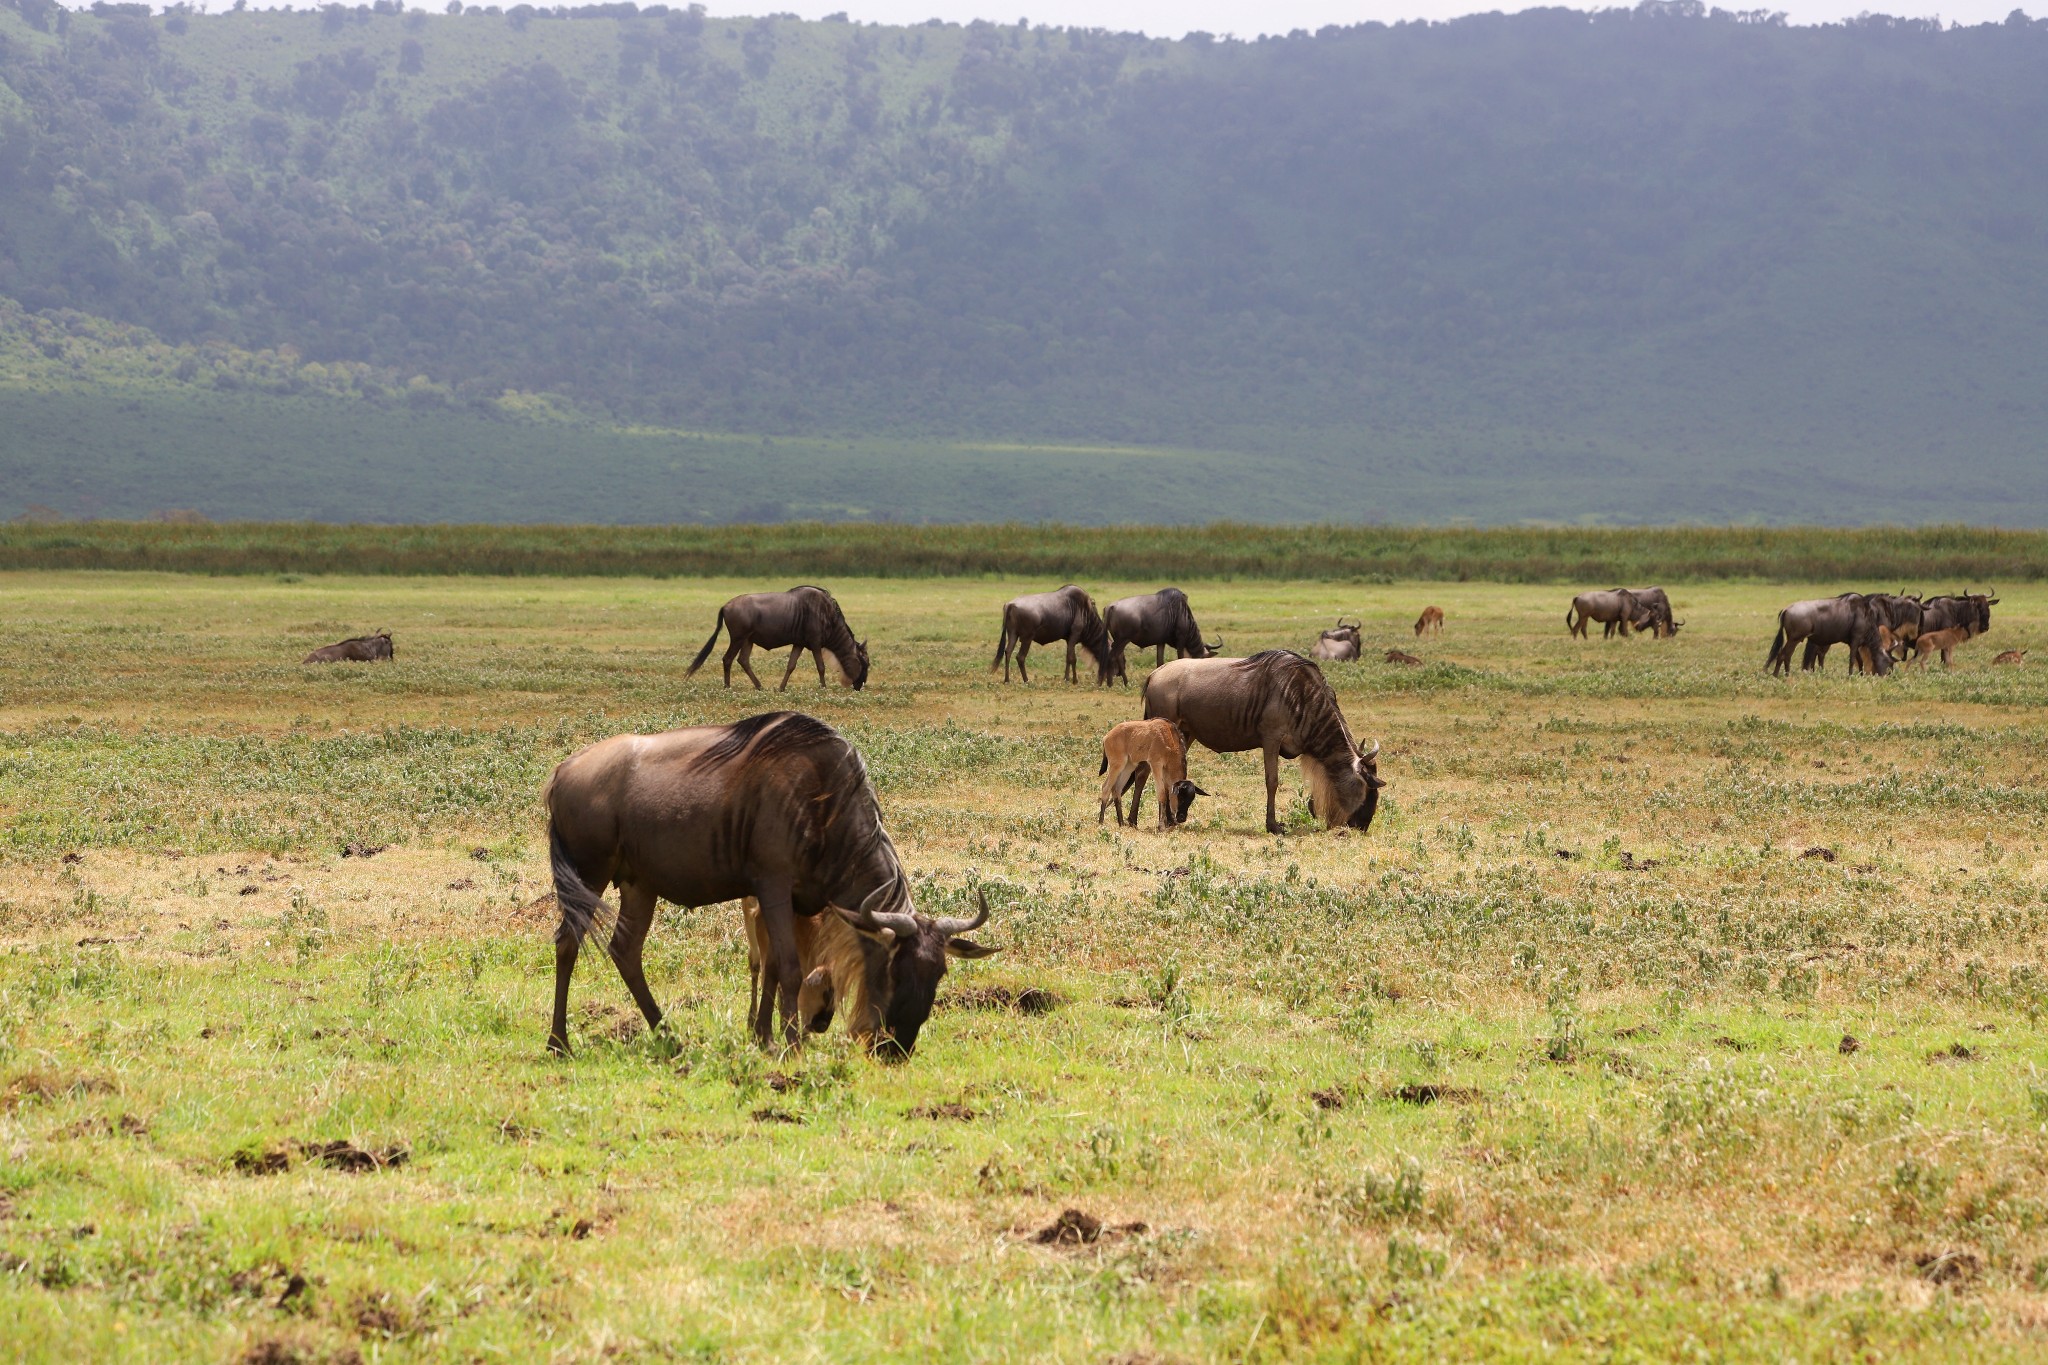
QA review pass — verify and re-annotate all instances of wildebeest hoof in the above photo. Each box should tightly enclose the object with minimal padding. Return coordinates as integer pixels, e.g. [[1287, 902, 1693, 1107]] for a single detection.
[[546, 1035, 571, 1058], [1266, 821, 1287, 835]]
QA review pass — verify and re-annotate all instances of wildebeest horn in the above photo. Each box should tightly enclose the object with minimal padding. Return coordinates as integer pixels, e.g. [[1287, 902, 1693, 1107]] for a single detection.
[[930, 887, 990, 938], [1360, 738, 1380, 760], [838, 878, 919, 938]]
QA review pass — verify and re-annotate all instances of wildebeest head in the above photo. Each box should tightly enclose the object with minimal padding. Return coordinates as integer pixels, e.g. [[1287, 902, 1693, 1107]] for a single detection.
[[1169, 779, 1210, 825], [1348, 739, 1387, 831], [1189, 636, 1223, 659], [832, 882, 997, 1058], [848, 638, 871, 689]]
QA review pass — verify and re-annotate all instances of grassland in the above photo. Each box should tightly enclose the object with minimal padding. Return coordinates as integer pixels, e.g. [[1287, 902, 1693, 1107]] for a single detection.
[[2, 571, 2047, 1361]]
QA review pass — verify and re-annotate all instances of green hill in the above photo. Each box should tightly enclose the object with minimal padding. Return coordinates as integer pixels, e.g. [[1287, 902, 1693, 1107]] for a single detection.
[[2, 0, 2046, 523]]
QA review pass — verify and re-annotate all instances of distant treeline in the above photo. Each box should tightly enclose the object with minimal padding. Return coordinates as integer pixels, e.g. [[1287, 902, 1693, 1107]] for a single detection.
[[0, 522, 2037, 583]]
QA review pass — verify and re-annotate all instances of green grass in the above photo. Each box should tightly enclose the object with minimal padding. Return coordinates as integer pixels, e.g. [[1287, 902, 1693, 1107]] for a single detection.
[[2, 572, 2047, 1361], [2, 520, 2047, 581]]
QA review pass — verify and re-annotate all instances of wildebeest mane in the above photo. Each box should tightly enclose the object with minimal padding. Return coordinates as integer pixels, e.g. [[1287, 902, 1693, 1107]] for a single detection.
[[791, 586, 862, 669], [1236, 649, 1359, 820], [1155, 587, 1201, 652], [698, 710, 841, 769]]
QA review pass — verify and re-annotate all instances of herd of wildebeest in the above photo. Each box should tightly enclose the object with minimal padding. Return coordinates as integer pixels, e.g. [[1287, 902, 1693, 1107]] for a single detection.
[[294, 582, 2012, 1058]]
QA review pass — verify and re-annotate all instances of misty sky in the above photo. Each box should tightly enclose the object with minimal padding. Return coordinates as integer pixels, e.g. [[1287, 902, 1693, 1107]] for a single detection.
[[179, 0, 2022, 33]]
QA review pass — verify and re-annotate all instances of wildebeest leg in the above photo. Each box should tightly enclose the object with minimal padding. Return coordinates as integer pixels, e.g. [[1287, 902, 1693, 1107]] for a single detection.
[[752, 885, 803, 1047], [607, 882, 666, 1036], [736, 642, 766, 690], [548, 920, 582, 1056], [720, 635, 743, 688], [1263, 747, 1285, 835], [1015, 639, 1031, 684], [777, 646, 806, 692], [1155, 644, 1166, 668], [813, 649, 829, 687], [1124, 761, 1151, 827], [1064, 640, 1078, 684]]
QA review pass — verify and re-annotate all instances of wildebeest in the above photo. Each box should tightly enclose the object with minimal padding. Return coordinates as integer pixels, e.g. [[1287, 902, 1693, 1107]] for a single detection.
[[1384, 648, 1422, 666], [1770, 594, 1917, 675], [1103, 588, 1221, 685], [1310, 618, 1362, 662], [1143, 651, 1385, 836], [743, 896, 838, 1037], [1767, 595, 1905, 676], [1566, 590, 1640, 639], [1918, 591, 1996, 642], [1413, 606, 1444, 636], [1994, 649, 2027, 666], [1623, 588, 1684, 639], [685, 586, 869, 691], [544, 712, 995, 1056], [302, 631, 393, 664], [992, 586, 1110, 684], [1097, 718, 1208, 830]]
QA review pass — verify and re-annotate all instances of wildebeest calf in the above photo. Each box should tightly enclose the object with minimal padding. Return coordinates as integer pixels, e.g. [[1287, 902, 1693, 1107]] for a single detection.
[[1994, 649, 2027, 666], [1413, 606, 1443, 636], [1911, 624, 1977, 669], [302, 630, 393, 664], [1097, 719, 1208, 829]]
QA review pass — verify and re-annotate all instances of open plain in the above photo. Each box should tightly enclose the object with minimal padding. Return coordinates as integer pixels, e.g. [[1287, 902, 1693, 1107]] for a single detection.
[[2, 571, 2046, 1361]]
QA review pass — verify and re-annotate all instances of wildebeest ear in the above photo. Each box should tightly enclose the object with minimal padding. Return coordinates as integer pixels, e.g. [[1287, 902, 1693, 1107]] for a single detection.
[[1190, 784, 1211, 796], [944, 937, 999, 959]]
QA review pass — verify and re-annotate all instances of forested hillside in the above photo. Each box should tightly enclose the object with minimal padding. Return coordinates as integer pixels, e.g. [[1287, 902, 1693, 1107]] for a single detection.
[[2, 0, 2046, 523]]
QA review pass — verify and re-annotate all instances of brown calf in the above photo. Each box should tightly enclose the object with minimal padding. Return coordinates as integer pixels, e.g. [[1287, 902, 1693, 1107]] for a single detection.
[[1413, 606, 1444, 636], [1911, 624, 1977, 669], [1994, 649, 2027, 666], [1384, 648, 1422, 666], [742, 896, 843, 1038], [1097, 718, 1208, 829]]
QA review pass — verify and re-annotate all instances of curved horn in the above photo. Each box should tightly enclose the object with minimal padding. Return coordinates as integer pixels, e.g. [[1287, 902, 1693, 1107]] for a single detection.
[[930, 887, 990, 938], [1360, 738, 1380, 760], [840, 878, 919, 938]]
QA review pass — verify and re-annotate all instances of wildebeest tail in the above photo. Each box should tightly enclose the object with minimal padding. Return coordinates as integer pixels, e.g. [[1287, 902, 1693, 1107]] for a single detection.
[[685, 607, 726, 676], [548, 819, 615, 958], [1766, 616, 1787, 671], [991, 608, 1012, 672], [1099, 751, 1108, 775]]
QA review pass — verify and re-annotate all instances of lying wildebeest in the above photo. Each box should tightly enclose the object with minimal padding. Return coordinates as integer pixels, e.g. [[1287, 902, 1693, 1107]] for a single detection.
[[1143, 650, 1384, 836], [992, 586, 1110, 684], [1566, 590, 1640, 639], [685, 586, 870, 691], [1103, 588, 1221, 685], [302, 630, 393, 664], [1413, 606, 1444, 636], [1768, 595, 1898, 676], [545, 711, 995, 1056], [1097, 718, 1208, 829], [1384, 648, 1422, 666], [1310, 618, 1362, 662], [1994, 649, 2027, 666]]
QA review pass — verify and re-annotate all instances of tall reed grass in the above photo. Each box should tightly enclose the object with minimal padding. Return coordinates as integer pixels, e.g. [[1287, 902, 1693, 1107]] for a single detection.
[[0, 521, 2038, 582]]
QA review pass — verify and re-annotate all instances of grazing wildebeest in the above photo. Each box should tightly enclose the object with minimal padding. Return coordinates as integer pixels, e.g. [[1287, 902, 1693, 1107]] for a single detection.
[[992, 586, 1110, 684], [1413, 606, 1444, 636], [685, 586, 869, 691], [1621, 588, 1683, 639], [1384, 648, 1422, 666], [302, 631, 393, 664], [1768, 595, 1903, 676], [1994, 649, 2027, 666], [1566, 590, 1640, 639], [1310, 618, 1362, 663], [1808, 593, 1921, 670], [544, 712, 995, 1056], [1143, 651, 1385, 836], [1103, 588, 1221, 685], [1097, 718, 1208, 829]]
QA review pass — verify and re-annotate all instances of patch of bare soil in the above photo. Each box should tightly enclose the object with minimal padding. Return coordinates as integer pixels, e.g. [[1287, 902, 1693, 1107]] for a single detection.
[[1915, 1249, 1982, 1288], [1386, 1083, 1482, 1105], [908, 1101, 977, 1121], [1712, 1036, 1747, 1051], [1839, 1034, 1861, 1054], [232, 1139, 409, 1175], [1928, 1043, 1977, 1064], [1618, 851, 1659, 870], [1310, 1087, 1345, 1111], [1802, 846, 1838, 862], [236, 1337, 362, 1365], [942, 984, 1058, 1014], [340, 842, 386, 859], [1030, 1208, 1150, 1246], [55, 1113, 148, 1139], [751, 1108, 802, 1125]]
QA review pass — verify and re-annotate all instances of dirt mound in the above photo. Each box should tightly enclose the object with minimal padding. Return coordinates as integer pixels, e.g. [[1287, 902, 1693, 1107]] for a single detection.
[[1031, 1208, 1149, 1246], [908, 1101, 977, 1121], [943, 985, 1058, 1014], [1386, 1083, 1482, 1105], [232, 1139, 409, 1175]]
